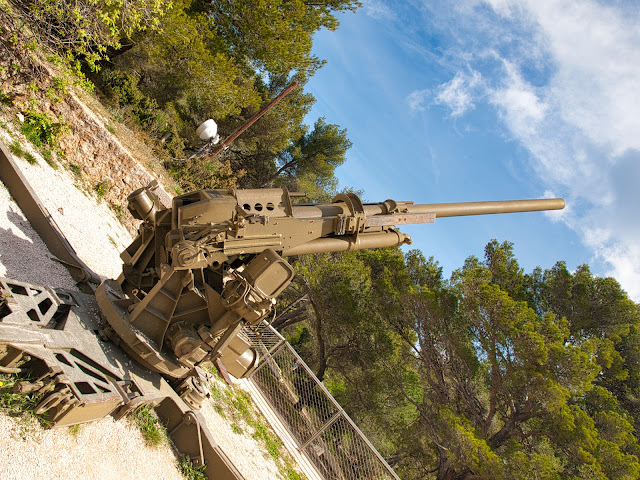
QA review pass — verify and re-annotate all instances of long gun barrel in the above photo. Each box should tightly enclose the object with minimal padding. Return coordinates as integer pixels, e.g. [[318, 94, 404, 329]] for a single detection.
[[362, 197, 565, 218], [125, 188, 565, 262], [288, 197, 565, 221], [282, 196, 564, 255]]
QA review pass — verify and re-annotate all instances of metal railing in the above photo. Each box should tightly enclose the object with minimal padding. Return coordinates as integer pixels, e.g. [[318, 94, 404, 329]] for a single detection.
[[243, 325, 400, 480]]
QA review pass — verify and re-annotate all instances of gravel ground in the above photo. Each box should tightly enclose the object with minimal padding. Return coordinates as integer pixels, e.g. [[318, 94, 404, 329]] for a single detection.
[[201, 391, 282, 480], [0, 128, 132, 283], [0, 183, 77, 290], [0, 415, 186, 480], [0, 132, 291, 479]]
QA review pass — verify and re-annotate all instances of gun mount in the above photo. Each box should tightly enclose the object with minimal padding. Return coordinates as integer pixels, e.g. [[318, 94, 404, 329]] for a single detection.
[[97, 185, 565, 384]]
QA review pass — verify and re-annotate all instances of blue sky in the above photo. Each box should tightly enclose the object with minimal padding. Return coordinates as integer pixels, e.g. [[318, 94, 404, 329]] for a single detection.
[[304, 0, 640, 300]]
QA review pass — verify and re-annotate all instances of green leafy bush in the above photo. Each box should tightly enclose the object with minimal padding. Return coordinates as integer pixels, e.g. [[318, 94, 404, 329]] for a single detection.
[[9, 0, 171, 72], [20, 109, 66, 148], [101, 70, 184, 157], [93, 180, 110, 199]]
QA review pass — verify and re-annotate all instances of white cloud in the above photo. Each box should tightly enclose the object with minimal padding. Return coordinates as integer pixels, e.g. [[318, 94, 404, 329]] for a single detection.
[[584, 150, 640, 298], [489, 60, 547, 139], [476, 0, 640, 299], [527, 1, 640, 156], [363, 0, 397, 21], [406, 88, 431, 112], [601, 244, 640, 300], [435, 75, 471, 116], [433, 72, 478, 117], [582, 229, 640, 300]]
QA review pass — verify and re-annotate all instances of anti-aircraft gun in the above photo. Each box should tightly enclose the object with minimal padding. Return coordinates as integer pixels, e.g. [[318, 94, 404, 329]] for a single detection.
[[98, 184, 565, 391], [0, 80, 565, 478], [0, 158, 564, 478]]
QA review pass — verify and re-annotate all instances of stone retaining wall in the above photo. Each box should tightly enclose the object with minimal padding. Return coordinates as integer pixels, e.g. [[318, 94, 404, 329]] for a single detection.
[[1, 70, 174, 235], [47, 90, 174, 232]]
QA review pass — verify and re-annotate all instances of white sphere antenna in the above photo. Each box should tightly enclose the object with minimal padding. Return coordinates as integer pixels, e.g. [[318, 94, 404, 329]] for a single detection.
[[196, 119, 220, 144]]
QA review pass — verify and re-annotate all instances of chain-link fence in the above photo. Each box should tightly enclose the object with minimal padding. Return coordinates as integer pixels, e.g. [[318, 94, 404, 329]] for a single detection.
[[243, 325, 400, 480]]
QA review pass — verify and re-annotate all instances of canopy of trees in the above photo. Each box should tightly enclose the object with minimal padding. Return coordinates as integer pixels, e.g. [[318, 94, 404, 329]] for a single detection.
[[1, 0, 358, 189], [279, 242, 640, 480]]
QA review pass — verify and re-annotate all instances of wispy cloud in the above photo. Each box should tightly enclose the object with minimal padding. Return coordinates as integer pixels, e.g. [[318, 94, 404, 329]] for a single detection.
[[523, 1, 640, 156], [363, 0, 397, 21], [406, 88, 430, 112], [408, 71, 482, 117], [488, 59, 547, 138], [483, 0, 640, 298], [434, 72, 480, 117]]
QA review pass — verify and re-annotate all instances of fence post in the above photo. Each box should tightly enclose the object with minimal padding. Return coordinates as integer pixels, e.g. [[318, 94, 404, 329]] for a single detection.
[[247, 340, 286, 379], [299, 411, 343, 450]]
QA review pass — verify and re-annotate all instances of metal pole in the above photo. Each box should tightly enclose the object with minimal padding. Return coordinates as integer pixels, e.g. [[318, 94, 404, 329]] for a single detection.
[[300, 410, 344, 450], [207, 81, 299, 158], [268, 338, 286, 355]]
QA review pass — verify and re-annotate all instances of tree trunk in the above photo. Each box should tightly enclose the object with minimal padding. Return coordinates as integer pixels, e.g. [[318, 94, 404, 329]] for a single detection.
[[271, 294, 309, 330], [271, 304, 307, 330], [308, 296, 328, 381], [260, 158, 297, 186]]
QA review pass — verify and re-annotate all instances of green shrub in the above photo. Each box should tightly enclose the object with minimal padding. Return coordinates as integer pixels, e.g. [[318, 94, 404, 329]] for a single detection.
[[109, 204, 126, 223], [9, 140, 37, 164], [102, 71, 141, 108], [0, 91, 10, 104], [93, 180, 110, 199], [131, 405, 167, 447], [101, 70, 184, 157], [51, 76, 69, 95], [68, 163, 82, 176], [40, 148, 56, 168], [177, 456, 207, 480], [102, 71, 161, 130], [68, 423, 82, 437], [20, 110, 66, 148]]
